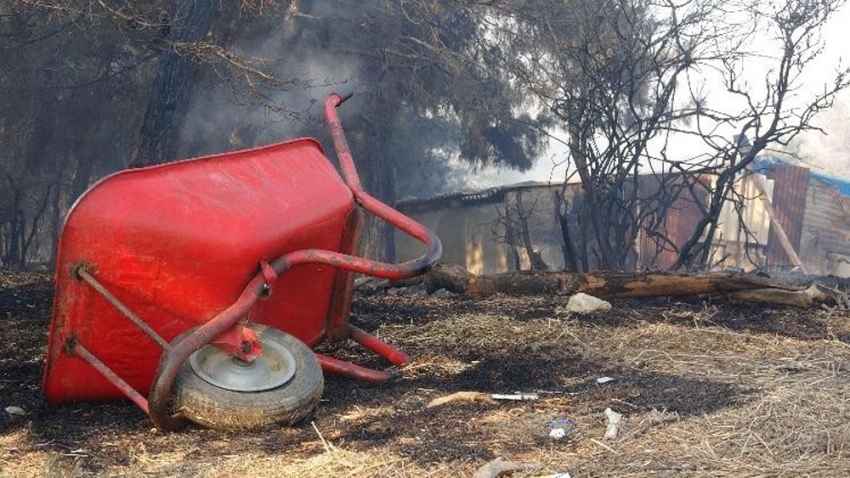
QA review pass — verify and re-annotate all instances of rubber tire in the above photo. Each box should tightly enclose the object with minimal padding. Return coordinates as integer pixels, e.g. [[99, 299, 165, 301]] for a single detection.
[[172, 324, 324, 431]]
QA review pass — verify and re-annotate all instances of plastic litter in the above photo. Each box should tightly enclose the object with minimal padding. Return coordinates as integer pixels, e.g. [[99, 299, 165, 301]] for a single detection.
[[546, 418, 574, 439]]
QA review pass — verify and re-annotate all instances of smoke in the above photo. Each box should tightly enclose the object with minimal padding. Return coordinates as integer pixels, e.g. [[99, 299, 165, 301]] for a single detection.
[[178, 58, 355, 157], [791, 89, 850, 176], [178, 11, 362, 159], [176, 2, 565, 200]]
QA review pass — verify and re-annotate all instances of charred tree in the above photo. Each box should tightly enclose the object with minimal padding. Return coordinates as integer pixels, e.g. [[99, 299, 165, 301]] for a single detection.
[[514, 190, 545, 270], [555, 190, 580, 273], [489, 0, 849, 273], [131, 0, 221, 167], [668, 1, 850, 269], [360, 93, 398, 263], [495, 202, 523, 271]]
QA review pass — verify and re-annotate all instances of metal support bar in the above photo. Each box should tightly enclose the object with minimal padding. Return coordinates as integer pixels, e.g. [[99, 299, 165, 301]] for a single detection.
[[71, 339, 150, 414], [76, 266, 170, 351], [315, 324, 409, 382], [314, 353, 400, 382], [347, 325, 410, 366]]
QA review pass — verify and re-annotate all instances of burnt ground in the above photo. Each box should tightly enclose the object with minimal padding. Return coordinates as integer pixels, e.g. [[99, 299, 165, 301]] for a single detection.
[[2, 271, 850, 477]]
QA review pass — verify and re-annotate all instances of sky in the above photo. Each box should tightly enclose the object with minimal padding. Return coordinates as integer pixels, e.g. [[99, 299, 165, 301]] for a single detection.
[[483, 1, 850, 189]]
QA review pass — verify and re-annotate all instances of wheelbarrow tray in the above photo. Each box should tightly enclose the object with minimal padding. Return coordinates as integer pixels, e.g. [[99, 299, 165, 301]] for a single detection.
[[44, 138, 357, 403]]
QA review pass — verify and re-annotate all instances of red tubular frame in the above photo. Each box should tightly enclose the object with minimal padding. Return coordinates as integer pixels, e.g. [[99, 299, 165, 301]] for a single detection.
[[71, 340, 150, 414], [315, 352, 403, 382], [324, 208, 364, 343], [140, 93, 442, 430]]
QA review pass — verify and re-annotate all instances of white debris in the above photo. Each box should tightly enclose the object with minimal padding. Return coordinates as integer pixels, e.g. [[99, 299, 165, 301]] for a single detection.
[[491, 393, 539, 401], [564, 293, 612, 314], [596, 376, 616, 385], [604, 408, 623, 440], [549, 428, 569, 439], [5, 406, 25, 416]]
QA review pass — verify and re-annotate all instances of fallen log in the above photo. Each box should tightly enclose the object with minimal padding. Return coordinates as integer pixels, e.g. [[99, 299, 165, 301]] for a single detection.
[[424, 263, 833, 308]]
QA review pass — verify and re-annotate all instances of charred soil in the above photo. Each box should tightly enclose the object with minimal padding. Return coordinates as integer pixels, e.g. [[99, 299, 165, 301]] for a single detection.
[[2, 271, 850, 476]]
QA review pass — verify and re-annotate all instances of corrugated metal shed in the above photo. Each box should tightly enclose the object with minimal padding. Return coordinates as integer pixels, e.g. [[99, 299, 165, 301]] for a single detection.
[[635, 174, 711, 270], [764, 163, 809, 270], [396, 162, 850, 275], [799, 176, 850, 275], [396, 182, 578, 273]]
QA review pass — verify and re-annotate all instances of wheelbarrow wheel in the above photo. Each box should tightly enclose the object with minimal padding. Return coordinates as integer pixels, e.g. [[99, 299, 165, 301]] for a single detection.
[[172, 324, 323, 430]]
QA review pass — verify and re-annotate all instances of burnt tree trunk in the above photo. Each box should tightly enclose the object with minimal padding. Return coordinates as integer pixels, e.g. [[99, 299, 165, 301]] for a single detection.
[[424, 263, 831, 308], [131, 0, 220, 167], [359, 96, 397, 263], [515, 191, 534, 266], [556, 190, 579, 272], [3, 183, 22, 269], [49, 171, 62, 266], [356, 8, 403, 263], [502, 200, 522, 271], [22, 182, 54, 265]]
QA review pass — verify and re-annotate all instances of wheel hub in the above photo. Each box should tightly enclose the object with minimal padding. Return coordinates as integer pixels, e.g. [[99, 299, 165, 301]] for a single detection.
[[188, 337, 297, 392]]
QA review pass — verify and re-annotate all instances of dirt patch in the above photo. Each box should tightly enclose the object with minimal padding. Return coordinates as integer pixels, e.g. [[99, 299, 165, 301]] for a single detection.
[[2, 271, 850, 476]]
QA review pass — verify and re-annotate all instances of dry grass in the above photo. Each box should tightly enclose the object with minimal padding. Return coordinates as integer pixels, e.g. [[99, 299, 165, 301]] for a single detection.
[[380, 301, 850, 477], [3, 286, 850, 477]]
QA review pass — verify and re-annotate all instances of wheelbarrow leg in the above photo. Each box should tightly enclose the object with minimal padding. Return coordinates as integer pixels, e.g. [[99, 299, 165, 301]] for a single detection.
[[347, 325, 410, 366], [69, 339, 151, 414], [315, 353, 402, 382], [313, 325, 409, 382]]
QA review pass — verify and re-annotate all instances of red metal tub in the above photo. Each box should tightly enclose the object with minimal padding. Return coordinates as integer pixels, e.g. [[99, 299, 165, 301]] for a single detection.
[[43, 93, 441, 430]]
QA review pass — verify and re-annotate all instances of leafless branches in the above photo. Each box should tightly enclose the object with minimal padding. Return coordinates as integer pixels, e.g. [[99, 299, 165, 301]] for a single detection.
[[467, 0, 849, 271], [672, 0, 850, 269]]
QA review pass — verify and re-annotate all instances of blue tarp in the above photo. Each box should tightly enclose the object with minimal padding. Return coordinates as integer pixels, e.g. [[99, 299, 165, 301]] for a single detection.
[[753, 156, 850, 196]]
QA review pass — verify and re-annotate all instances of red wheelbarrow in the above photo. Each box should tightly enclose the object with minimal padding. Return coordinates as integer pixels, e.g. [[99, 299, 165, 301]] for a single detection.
[[43, 93, 441, 430]]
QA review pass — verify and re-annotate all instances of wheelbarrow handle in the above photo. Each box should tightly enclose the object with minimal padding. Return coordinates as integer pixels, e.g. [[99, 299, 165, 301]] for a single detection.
[[320, 92, 443, 281], [336, 89, 355, 104]]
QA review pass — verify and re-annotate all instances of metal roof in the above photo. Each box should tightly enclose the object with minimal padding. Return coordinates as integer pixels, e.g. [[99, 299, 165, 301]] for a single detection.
[[396, 181, 557, 208]]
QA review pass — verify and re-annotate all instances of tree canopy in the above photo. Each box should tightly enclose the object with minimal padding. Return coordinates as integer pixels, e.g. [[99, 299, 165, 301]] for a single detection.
[[1, 0, 847, 270]]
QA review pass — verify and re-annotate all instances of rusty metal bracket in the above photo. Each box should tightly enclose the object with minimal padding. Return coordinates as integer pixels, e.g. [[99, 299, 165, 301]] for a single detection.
[[210, 323, 262, 362]]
